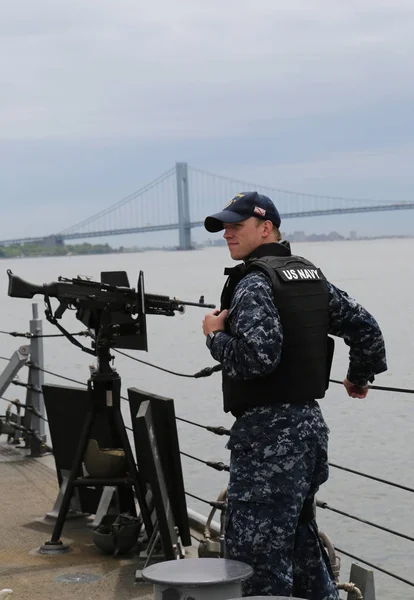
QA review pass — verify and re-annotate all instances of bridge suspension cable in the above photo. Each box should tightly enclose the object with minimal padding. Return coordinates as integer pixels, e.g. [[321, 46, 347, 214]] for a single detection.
[[59, 166, 176, 235], [186, 164, 414, 230], [189, 165, 402, 205]]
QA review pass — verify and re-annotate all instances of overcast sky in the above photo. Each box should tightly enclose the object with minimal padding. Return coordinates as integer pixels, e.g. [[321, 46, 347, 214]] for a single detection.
[[1, 0, 414, 242]]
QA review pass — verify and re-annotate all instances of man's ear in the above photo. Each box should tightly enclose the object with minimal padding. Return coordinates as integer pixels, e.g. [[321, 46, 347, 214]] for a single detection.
[[262, 220, 273, 238]]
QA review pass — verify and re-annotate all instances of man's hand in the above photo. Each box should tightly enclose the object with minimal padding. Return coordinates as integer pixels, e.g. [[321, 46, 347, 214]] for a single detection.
[[202, 309, 229, 336], [343, 378, 369, 399]]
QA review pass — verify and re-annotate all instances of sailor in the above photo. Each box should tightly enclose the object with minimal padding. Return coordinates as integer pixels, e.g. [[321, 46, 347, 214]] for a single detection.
[[202, 191, 387, 599]]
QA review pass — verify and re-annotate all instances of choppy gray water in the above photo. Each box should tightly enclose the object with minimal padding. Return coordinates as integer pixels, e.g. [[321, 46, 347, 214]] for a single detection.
[[1, 238, 413, 598]]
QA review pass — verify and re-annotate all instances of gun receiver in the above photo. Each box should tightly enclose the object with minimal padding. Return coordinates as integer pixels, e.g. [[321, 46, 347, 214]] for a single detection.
[[7, 270, 214, 315], [6, 269, 215, 353]]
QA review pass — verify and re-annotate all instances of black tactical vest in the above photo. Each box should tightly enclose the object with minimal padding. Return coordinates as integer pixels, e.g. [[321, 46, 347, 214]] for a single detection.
[[220, 243, 333, 417]]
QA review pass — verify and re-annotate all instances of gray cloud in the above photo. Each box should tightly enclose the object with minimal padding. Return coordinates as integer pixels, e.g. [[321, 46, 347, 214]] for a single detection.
[[1, 0, 414, 239], [1, 0, 414, 138]]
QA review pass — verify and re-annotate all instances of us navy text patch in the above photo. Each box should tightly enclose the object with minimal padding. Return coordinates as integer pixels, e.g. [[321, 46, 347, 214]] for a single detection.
[[277, 267, 324, 281]]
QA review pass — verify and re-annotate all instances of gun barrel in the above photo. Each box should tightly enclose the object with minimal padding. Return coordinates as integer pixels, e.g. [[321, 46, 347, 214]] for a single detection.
[[144, 293, 216, 313], [179, 300, 216, 309]]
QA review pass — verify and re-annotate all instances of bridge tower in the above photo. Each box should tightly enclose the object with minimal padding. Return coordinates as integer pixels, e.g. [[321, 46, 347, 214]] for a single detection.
[[176, 162, 192, 250]]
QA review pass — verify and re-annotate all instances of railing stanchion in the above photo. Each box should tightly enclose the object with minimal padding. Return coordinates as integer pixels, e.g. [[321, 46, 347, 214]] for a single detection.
[[25, 303, 46, 455]]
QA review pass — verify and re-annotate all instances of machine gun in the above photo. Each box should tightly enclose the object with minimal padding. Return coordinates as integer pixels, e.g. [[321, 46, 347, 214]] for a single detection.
[[7, 269, 215, 354], [6, 269, 216, 553]]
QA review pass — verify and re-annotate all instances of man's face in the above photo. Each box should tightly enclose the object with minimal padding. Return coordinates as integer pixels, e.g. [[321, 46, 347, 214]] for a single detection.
[[223, 217, 268, 260]]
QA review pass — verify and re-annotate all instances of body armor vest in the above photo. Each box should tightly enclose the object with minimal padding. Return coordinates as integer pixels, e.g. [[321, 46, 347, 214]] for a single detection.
[[221, 244, 333, 417]]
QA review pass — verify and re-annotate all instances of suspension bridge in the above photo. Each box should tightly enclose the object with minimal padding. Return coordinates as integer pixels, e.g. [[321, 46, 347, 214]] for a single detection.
[[2, 163, 414, 250]]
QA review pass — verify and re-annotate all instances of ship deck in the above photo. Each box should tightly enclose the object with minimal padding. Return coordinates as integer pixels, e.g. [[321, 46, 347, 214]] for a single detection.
[[0, 442, 196, 600]]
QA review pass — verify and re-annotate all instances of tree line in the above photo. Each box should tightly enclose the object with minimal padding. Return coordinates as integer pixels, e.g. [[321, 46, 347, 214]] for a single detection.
[[0, 243, 117, 258]]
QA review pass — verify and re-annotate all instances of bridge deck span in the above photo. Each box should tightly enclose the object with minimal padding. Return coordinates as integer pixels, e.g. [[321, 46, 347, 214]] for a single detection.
[[1, 202, 413, 246]]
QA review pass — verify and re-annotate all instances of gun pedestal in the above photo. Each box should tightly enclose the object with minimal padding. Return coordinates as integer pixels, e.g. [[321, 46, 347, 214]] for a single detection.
[[40, 346, 152, 554]]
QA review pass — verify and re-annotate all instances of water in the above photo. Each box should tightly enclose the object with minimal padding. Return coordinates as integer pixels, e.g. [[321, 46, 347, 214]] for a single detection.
[[1, 238, 413, 598]]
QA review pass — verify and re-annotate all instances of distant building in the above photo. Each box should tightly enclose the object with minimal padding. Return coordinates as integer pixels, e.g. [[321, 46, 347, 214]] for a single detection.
[[289, 231, 306, 242]]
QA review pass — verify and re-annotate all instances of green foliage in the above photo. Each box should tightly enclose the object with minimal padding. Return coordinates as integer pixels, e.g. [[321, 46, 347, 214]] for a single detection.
[[0, 242, 117, 258]]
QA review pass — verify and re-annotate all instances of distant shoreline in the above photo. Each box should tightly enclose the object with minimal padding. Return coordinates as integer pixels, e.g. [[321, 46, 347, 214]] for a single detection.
[[0, 234, 413, 259]]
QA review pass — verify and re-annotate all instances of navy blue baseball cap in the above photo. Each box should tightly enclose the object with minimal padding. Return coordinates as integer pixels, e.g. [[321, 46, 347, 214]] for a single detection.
[[204, 191, 281, 233]]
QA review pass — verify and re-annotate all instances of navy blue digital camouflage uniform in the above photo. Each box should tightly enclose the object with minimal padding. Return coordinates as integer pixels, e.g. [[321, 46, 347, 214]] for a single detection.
[[209, 270, 387, 598]]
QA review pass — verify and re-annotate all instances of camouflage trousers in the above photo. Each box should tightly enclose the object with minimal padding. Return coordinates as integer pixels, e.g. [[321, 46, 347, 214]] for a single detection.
[[225, 404, 339, 599]]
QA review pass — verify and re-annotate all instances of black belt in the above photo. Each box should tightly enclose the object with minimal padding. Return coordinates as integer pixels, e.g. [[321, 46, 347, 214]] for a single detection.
[[299, 497, 316, 524]]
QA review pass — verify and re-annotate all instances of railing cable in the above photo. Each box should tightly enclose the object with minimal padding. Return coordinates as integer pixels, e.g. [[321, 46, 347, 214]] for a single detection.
[[317, 500, 414, 543], [1, 420, 53, 453], [0, 330, 89, 339], [329, 378, 414, 395], [180, 451, 229, 472], [124, 426, 229, 473], [113, 349, 221, 379], [11, 379, 41, 393], [336, 547, 414, 588], [329, 462, 414, 493], [1, 396, 48, 422], [184, 491, 212, 506], [26, 362, 87, 387], [184, 491, 226, 512], [176, 416, 230, 436], [114, 349, 194, 378]]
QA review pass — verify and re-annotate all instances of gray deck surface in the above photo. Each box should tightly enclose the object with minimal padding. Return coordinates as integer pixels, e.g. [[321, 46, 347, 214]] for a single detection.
[[0, 442, 189, 600]]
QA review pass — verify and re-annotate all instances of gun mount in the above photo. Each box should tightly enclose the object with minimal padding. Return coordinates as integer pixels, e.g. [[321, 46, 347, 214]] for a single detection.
[[7, 269, 214, 356]]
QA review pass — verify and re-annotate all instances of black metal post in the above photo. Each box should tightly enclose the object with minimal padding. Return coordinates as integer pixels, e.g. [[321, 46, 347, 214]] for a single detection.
[[41, 345, 152, 553], [45, 408, 94, 548]]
